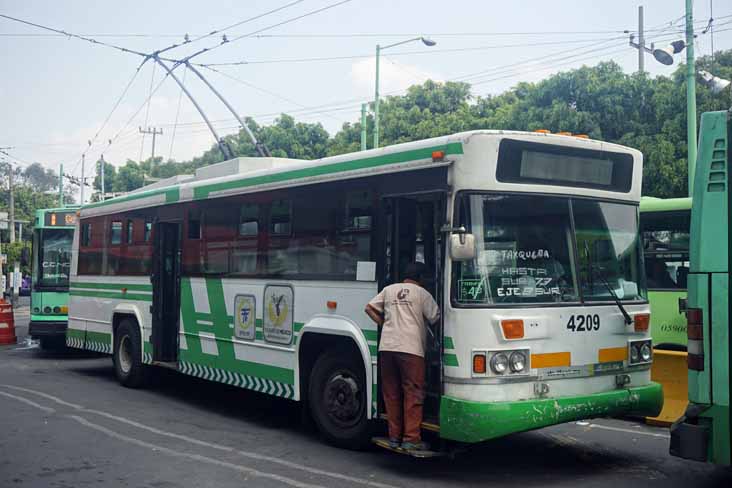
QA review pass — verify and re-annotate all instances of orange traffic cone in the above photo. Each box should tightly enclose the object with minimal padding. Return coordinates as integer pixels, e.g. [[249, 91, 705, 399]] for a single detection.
[[0, 298, 17, 345]]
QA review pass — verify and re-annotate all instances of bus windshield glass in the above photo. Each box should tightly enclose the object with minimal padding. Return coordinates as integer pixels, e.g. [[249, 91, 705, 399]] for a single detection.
[[37, 228, 73, 288], [453, 194, 646, 305]]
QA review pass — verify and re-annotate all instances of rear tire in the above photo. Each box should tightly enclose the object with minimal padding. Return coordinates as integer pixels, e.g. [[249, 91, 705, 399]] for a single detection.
[[113, 319, 147, 388], [308, 350, 371, 450]]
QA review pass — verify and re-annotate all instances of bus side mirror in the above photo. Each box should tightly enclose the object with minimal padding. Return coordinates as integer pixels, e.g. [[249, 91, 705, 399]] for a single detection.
[[20, 248, 29, 267], [449, 233, 476, 261]]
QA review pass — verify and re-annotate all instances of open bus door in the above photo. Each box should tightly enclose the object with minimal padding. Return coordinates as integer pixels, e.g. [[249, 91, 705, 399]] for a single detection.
[[376, 191, 446, 433], [151, 221, 181, 363]]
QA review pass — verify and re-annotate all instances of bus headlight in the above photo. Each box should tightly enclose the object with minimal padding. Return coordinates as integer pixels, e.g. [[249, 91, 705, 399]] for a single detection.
[[628, 339, 652, 365], [490, 353, 509, 374], [509, 351, 526, 372], [640, 343, 652, 362]]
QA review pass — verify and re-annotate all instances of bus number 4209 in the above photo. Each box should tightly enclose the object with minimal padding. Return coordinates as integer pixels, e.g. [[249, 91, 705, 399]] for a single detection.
[[566, 314, 600, 332]]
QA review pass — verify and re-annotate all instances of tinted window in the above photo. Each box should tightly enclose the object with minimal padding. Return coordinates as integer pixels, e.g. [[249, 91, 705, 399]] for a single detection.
[[110, 221, 122, 245]]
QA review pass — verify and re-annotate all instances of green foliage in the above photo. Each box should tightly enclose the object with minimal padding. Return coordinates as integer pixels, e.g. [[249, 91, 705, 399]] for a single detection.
[[98, 49, 732, 199]]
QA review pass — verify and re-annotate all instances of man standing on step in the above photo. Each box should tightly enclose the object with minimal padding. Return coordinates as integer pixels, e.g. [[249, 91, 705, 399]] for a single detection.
[[365, 262, 440, 451]]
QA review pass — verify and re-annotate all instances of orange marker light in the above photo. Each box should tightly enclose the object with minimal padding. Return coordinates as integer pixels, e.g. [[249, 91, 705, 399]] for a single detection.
[[431, 150, 445, 161], [534, 129, 551, 134], [501, 319, 525, 339], [473, 354, 487, 374], [50, 214, 56, 225], [575, 134, 589, 139], [326, 301, 337, 310], [633, 313, 650, 332], [557, 131, 572, 136]]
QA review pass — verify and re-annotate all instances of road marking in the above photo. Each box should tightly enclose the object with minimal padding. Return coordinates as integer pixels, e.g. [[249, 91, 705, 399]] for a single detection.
[[0, 390, 55, 414], [0, 384, 84, 409], [577, 421, 670, 439], [0, 385, 398, 488], [68, 415, 327, 488]]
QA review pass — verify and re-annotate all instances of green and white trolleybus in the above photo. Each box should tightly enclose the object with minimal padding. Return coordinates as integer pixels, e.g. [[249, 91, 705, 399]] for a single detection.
[[67, 130, 663, 448], [29, 206, 79, 350]]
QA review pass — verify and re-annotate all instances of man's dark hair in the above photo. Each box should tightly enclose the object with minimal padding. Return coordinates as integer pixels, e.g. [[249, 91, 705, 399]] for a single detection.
[[403, 262, 428, 282]]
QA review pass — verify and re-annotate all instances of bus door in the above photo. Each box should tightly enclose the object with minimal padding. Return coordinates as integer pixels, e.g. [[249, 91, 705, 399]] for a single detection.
[[151, 221, 181, 362], [378, 192, 446, 426]]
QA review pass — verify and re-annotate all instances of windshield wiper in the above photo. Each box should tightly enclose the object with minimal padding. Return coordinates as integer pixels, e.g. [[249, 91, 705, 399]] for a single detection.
[[583, 241, 632, 325]]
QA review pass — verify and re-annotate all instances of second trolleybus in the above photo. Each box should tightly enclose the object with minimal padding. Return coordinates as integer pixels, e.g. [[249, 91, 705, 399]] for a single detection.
[[29, 206, 79, 350], [66, 130, 663, 448]]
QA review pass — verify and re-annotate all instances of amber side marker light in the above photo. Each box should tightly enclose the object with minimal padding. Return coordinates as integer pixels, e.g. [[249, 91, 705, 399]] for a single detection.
[[473, 354, 487, 374], [557, 131, 572, 136], [326, 301, 337, 310], [501, 319, 525, 339], [575, 134, 589, 139], [633, 313, 650, 332], [534, 129, 551, 134], [431, 150, 445, 161]]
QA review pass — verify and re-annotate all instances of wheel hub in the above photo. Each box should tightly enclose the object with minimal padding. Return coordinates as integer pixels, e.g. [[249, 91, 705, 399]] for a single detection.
[[324, 373, 361, 426], [118, 335, 132, 374]]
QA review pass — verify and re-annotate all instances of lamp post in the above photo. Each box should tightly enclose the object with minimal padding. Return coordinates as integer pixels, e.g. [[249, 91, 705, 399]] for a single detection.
[[374, 37, 436, 149]]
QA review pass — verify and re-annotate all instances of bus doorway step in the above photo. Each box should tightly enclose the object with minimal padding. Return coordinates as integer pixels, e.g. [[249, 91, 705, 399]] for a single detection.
[[371, 437, 445, 458]]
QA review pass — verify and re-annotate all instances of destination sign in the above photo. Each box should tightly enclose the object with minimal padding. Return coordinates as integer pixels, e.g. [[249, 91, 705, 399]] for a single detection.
[[44, 211, 77, 227]]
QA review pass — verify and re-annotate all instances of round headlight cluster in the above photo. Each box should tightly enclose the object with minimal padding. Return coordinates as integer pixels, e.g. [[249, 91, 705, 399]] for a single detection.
[[490, 353, 509, 374], [509, 351, 526, 372], [640, 343, 652, 362], [53, 306, 61, 314], [43, 306, 51, 314], [630, 346, 640, 363]]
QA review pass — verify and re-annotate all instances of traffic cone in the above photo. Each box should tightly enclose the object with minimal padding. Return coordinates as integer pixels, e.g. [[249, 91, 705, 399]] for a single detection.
[[0, 298, 17, 345]]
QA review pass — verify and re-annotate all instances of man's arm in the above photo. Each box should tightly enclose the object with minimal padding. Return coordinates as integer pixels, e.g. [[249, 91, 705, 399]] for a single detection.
[[365, 304, 384, 326]]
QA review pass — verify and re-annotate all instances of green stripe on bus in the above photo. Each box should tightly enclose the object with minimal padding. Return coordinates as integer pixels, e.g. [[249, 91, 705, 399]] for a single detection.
[[444, 354, 459, 367], [193, 142, 463, 200], [369, 344, 378, 356], [70, 281, 152, 292], [84, 185, 179, 209], [444, 336, 455, 350], [66, 328, 85, 339], [362, 329, 377, 341], [70, 290, 153, 302]]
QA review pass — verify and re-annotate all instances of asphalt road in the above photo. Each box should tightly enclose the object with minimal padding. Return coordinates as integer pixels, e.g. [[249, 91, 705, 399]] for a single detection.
[[1, 302, 730, 488]]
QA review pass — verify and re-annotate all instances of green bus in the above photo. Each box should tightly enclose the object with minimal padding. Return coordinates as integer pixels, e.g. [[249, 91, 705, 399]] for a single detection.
[[640, 197, 691, 424], [670, 109, 731, 466], [640, 196, 691, 348], [29, 206, 79, 350]]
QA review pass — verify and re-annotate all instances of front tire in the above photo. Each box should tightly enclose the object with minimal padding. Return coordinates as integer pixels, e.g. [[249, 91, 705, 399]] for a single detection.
[[113, 319, 147, 388], [308, 350, 370, 449]]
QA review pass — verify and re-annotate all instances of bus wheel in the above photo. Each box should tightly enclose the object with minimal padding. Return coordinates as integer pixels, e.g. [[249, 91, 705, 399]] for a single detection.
[[308, 350, 370, 450], [113, 319, 147, 388]]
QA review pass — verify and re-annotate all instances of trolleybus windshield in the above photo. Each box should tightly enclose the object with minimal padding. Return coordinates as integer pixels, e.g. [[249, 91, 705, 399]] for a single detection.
[[453, 193, 645, 305], [37, 228, 73, 288]]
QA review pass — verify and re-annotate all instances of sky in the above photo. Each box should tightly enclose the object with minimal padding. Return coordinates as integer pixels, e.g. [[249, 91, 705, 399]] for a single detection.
[[1, 0, 731, 193]]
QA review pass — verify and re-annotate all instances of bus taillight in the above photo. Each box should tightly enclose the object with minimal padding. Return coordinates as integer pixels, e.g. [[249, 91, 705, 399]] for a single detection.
[[687, 308, 704, 371]]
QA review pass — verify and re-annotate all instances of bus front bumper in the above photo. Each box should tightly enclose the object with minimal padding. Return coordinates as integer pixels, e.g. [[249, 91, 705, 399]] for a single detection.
[[439, 382, 663, 443], [28, 319, 68, 338]]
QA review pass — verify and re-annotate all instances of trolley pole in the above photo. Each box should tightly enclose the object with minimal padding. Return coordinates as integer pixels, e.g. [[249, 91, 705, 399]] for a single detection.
[[80, 153, 85, 205], [638, 6, 645, 73], [99, 155, 106, 201]]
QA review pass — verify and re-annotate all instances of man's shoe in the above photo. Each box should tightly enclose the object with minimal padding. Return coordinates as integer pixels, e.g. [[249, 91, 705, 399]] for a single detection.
[[401, 440, 430, 451], [388, 438, 401, 449]]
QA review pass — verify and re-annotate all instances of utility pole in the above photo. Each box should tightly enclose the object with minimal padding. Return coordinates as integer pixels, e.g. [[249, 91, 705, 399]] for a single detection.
[[80, 153, 85, 205], [686, 0, 697, 196], [99, 155, 106, 201], [360, 103, 367, 151], [638, 6, 645, 73], [59, 163, 64, 207], [139, 126, 163, 161], [628, 6, 649, 74], [8, 166, 14, 244]]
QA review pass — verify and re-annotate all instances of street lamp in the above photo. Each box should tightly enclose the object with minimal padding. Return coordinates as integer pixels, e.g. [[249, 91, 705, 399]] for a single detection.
[[698, 70, 732, 94], [374, 36, 436, 149], [652, 40, 686, 66]]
